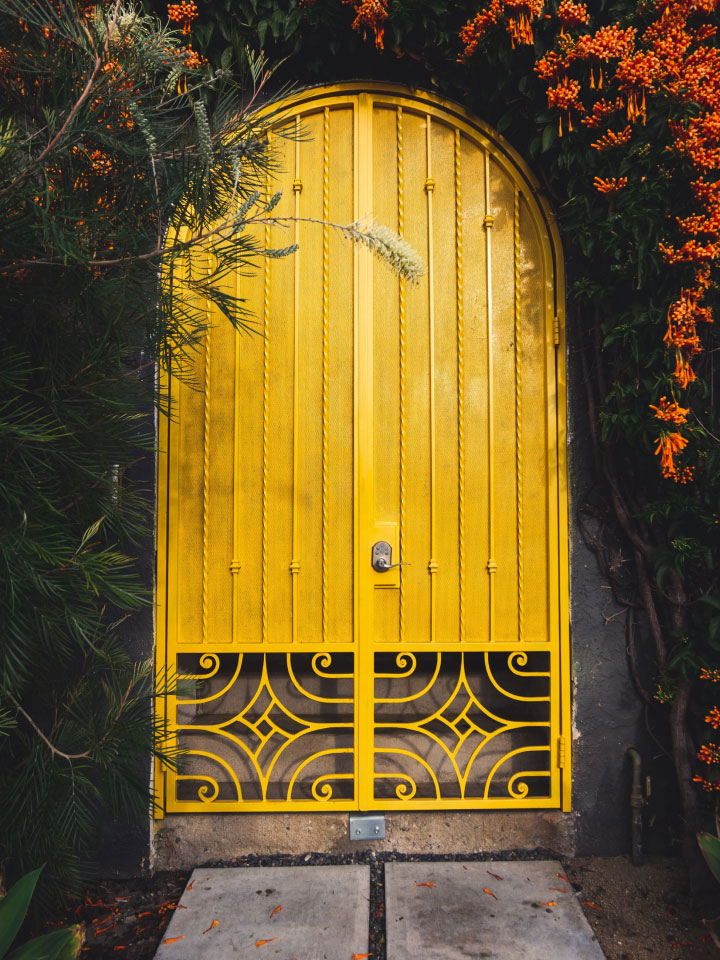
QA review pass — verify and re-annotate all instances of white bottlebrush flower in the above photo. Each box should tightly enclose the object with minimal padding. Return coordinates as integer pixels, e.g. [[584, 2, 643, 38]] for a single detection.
[[193, 101, 214, 168], [102, 11, 140, 46], [342, 217, 424, 284]]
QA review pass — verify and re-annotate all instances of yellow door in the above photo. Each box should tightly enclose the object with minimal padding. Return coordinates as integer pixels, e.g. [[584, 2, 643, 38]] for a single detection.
[[156, 84, 570, 815]]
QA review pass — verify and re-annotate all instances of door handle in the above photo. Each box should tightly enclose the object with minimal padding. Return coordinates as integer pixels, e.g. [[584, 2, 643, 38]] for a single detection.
[[371, 540, 410, 573]]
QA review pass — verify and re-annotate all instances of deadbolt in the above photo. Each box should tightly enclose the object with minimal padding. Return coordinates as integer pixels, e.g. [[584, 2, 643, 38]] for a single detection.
[[371, 540, 409, 572]]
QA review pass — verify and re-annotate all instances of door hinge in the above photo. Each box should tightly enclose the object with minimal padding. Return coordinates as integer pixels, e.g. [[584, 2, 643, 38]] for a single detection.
[[557, 736, 567, 769], [552, 315, 560, 346]]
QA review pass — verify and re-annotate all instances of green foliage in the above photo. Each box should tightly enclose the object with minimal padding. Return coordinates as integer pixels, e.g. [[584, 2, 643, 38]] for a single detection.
[[0, 0, 287, 905], [0, 869, 82, 960]]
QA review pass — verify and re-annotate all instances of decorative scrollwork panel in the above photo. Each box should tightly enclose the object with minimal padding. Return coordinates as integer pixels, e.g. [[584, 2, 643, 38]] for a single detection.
[[373, 651, 552, 802], [170, 652, 355, 809]]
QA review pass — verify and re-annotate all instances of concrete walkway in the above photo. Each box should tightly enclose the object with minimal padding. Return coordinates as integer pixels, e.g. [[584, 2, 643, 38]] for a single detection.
[[153, 861, 606, 960], [153, 865, 369, 960], [386, 860, 606, 960]]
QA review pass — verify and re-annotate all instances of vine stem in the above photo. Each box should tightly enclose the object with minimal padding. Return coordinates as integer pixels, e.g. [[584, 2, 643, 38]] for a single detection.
[[670, 680, 698, 858]]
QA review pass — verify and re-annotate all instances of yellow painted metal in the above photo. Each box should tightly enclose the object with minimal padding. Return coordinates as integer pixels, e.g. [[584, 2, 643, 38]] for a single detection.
[[156, 83, 570, 815]]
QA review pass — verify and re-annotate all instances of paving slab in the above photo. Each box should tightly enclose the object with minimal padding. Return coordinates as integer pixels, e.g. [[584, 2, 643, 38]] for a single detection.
[[154, 865, 369, 960], [385, 861, 606, 960]]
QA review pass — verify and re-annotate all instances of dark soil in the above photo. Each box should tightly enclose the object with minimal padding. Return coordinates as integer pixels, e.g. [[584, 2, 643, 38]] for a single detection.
[[564, 856, 717, 960], [44, 853, 716, 959]]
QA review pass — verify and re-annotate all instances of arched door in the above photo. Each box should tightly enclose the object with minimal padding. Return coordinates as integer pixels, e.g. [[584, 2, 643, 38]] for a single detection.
[[156, 84, 570, 814]]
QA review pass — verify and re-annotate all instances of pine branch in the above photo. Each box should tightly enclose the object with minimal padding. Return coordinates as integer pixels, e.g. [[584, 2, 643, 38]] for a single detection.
[[0, 1, 122, 201]]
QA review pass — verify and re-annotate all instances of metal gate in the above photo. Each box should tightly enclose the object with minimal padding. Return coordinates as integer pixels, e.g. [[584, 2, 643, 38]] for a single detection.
[[155, 84, 570, 815]]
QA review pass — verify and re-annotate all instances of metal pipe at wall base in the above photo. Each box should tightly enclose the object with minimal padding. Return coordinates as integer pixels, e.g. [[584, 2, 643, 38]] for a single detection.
[[627, 747, 643, 865]]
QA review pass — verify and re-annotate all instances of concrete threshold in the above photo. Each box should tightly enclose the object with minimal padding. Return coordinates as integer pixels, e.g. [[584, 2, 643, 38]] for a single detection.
[[153, 865, 369, 960], [385, 860, 606, 960]]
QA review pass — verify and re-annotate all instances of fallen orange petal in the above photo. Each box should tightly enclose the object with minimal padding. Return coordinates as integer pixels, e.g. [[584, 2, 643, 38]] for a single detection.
[[537, 901, 557, 907], [138, 912, 153, 918], [352, 954, 371, 958], [486, 871, 503, 881], [556, 873, 570, 881], [203, 920, 219, 935], [483, 888, 498, 899], [256, 939, 278, 947], [162, 936, 185, 944], [549, 888, 568, 893], [187, 881, 194, 890], [414, 882, 435, 888], [583, 901, 601, 910], [270, 905, 282, 918]]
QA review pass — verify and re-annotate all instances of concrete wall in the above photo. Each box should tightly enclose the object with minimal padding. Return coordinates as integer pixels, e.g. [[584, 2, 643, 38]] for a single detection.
[[154, 810, 576, 869]]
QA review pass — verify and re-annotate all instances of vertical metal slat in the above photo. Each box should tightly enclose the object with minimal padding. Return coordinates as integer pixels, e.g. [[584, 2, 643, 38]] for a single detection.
[[514, 186, 524, 644], [397, 106, 407, 645], [201, 257, 211, 645], [262, 167, 271, 644], [455, 129, 465, 643], [322, 107, 331, 643], [290, 119, 302, 640], [425, 116, 438, 643], [484, 151, 496, 642]]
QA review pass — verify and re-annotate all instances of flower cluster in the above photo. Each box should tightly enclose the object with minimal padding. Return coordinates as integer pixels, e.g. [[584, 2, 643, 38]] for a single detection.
[[183, 45, 206, 69], [581, 97, 625, 130], [698, 743, 720, 763], [165, 2, 206, 84], [557, 1, 589, 32], [654, 432, 690, 480], [593, 176, 627, 194], [343, 0, 388, 50], [660, 285, 712, 390], [591, 126, 632, 151], [691, 774, 720, 791], [649, 396, 689, 425], [547, 77, 584, 132], [700, 668, 720, 682], [460, 0, 543, 56], [706, 706, 720, 730], [167, 2, 198, 35], [695, 718, 720, 791]]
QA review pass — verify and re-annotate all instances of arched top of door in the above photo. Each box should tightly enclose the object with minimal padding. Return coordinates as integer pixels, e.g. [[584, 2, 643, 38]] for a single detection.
[[255, 80, 564, 301]]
